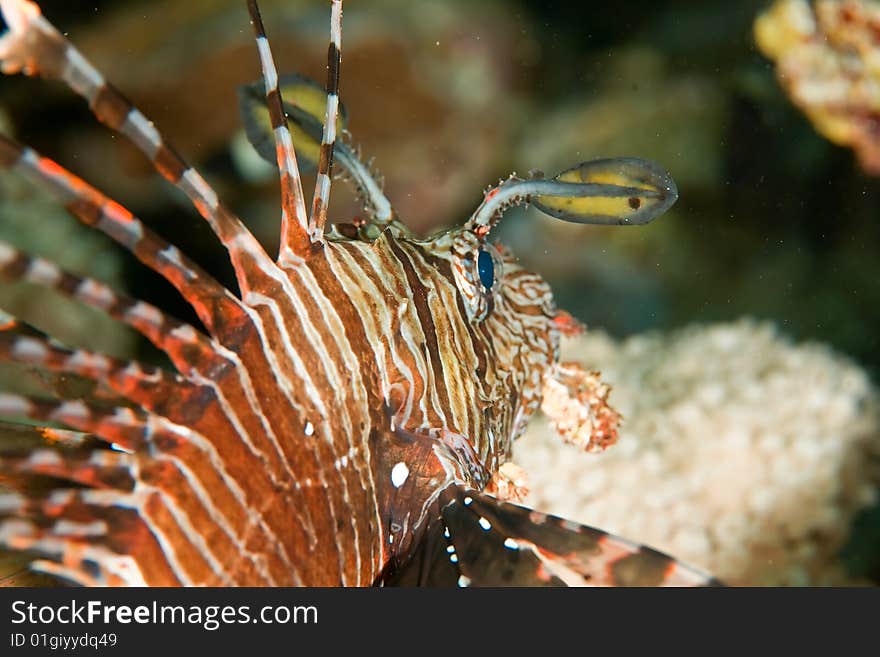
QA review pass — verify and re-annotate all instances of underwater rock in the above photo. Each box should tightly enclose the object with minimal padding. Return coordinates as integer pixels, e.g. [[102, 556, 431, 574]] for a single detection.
[[518, 319, 879, 585], [755, 0, 880, 175]]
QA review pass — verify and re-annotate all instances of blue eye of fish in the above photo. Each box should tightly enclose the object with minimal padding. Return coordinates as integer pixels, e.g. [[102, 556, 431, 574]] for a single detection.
[[477, 248, 494, 290]]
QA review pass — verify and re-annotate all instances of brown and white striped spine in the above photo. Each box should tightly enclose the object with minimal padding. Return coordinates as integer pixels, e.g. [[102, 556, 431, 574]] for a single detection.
[[245, 0, 312, 260], [310, 0, 343, 239], [0, 0, 278, 292], [0, 135, 243, 335], [0, 330, 184, 410], [0, 240, 216, 374]]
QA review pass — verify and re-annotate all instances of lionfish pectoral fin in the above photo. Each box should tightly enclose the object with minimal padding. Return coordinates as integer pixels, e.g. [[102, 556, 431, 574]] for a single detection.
[[372, 417, 491, 567], [0, 473, 64, 587], [0, 421, 155, 586], [0, 550, 59, 586], [0, 492, 155, 586], [0, 133, 244, 338], [379, 487, 722, 587], [0, 241, 217, 378], [0, 318, 186, 413], [0, 422, 114, 501]]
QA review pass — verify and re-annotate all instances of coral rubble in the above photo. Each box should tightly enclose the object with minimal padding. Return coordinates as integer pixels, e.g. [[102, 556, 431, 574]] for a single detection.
[[518, 319, 880, 585]]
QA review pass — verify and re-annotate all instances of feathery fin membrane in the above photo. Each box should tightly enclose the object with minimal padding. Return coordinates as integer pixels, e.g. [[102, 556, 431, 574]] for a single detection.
[[378, 487, 722, 587]]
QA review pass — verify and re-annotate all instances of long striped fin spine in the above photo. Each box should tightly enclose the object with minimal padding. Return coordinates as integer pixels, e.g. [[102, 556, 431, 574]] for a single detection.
[[0, 240, 215, 375], [237, 73, 397, 227], [0, 328, 185, 412], [309, 0, 343, 238], [0, 134, 245, 336], [245, 0, 311, 259], [0, 0, 277, 295]]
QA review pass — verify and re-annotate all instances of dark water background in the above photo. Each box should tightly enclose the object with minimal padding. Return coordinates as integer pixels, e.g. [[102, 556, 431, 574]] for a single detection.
[[1, 0, 878, 582]]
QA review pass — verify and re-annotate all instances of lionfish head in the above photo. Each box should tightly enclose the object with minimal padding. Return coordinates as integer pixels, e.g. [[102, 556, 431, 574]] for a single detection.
[[426, 156, 679, 449]]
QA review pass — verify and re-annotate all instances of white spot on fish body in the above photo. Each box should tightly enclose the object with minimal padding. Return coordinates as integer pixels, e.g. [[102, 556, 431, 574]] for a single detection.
[[391, 462, 409, 488]]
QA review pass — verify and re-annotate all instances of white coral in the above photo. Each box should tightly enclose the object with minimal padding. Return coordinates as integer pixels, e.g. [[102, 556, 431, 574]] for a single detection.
[[517, 319, 879, 585]]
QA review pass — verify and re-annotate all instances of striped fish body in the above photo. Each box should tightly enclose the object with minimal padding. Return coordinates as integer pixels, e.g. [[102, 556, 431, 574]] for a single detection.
[[166, 230, 559, 585], [0, 0, 719, 587]]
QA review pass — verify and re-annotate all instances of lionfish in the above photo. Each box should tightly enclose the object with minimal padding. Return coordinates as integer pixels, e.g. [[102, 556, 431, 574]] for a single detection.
[[0, 0, 719, 587]]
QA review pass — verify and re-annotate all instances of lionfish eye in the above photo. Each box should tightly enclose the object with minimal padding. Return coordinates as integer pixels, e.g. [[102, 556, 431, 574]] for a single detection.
[[477, 248, 495, 290], [450, 238, 503, 322], [475, 243, 503, 297]]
